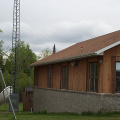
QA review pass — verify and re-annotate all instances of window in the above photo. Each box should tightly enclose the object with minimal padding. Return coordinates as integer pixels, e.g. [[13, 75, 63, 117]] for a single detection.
[[116, 62, 120, 92], [48, 68, 52, 88], [89, 62, 98, 92], [62, 66, 68, 89]]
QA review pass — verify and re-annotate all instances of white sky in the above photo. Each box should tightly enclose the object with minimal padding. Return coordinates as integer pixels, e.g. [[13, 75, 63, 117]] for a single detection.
[[0, 0, 120, 55]]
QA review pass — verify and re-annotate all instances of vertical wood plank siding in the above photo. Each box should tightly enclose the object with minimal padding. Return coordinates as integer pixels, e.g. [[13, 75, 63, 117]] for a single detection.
[[103, 44, 120, 93], [98, 58, 103, 93], [37, 57, 100, 92], [38, 66, 47, 88], [53, 64, 61, 89]]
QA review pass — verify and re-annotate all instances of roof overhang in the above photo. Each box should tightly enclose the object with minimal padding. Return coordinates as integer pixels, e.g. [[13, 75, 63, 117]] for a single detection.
[[30, 40, 120, 67], [30, 52, 97, 67], [95, 41, 120, 55]]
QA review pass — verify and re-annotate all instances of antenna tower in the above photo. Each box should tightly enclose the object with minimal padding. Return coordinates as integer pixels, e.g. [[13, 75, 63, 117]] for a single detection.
[[10, 0, 20, 112]]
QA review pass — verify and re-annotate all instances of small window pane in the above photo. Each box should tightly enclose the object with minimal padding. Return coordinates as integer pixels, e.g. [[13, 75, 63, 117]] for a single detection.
[[48, 68, 52, 88], [91, 63, 94, 77], [62, 66, 68, 89], [90, 78, 94, 91], [116, 62, 120, 92], [89, 62, 98, 92], [116, 62, 120, 77]]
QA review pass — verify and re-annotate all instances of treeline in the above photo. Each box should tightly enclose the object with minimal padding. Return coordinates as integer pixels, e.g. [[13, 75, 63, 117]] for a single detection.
[[0, 40, 37, 101]]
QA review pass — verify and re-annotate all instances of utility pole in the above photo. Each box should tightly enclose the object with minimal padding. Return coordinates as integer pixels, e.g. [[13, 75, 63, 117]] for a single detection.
[[10, 0, 20, 112]]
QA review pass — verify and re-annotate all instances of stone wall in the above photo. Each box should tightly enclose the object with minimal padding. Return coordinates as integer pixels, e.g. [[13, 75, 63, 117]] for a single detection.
[[33, 87, 120, 114]]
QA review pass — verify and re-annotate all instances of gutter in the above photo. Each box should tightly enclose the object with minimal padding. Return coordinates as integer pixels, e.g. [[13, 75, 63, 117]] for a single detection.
[[30, 52, 98, 67]]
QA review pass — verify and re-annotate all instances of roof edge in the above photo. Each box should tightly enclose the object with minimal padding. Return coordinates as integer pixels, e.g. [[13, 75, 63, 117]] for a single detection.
[[96, 40, 120, 54], [30, 52, 97, 67]]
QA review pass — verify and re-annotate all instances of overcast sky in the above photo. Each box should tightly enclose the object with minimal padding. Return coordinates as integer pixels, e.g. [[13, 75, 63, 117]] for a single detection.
[[0, 0, 120, 55]]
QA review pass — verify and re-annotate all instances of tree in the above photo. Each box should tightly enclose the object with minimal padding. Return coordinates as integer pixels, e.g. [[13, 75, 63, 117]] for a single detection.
[[19, 71, 31, 101], [19, 41, 37, 75], [4, 41, 37, 101], [37, 48, 52, 60], [2, 58, 11, 73], [0, 30, 2, 33], [9, 41, 37, 75]]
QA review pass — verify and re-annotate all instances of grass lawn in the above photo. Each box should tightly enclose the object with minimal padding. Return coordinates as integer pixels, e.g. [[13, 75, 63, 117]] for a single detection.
[[0, 103, 120, 120]]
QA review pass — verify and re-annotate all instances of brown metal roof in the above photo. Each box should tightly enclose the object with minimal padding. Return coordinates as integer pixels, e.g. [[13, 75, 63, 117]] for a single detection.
[[30, 30, 120, 67]]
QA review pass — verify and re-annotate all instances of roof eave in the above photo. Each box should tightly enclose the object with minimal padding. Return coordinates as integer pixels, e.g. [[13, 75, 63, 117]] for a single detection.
[[30, 52, 97, 67], [96, 40, 120, 54]]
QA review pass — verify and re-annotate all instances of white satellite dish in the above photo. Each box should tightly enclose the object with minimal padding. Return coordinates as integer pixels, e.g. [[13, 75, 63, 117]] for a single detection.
[[0, 86, 12, 106]]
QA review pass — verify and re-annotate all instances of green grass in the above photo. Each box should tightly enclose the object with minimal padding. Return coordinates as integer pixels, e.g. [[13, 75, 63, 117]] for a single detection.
[[0, 103, 120, 120]]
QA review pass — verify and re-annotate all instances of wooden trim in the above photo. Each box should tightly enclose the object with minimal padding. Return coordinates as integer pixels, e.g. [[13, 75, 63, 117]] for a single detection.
[[88, 57, 98, 63], [111, 56, 116, 93], [88, 61, 98, 92], [86, 58, 89, 91]]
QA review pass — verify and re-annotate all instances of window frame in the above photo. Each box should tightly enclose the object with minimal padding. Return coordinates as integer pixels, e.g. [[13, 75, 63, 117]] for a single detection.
[[89, 62, 98, 92], [61, 66, 68, 90], [48, 67, 52, 88], [116, 62, 120, 92]]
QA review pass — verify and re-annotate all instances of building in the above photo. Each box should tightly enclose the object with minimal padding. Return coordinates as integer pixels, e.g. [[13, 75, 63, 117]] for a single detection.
[[30, 30, 120, 114]]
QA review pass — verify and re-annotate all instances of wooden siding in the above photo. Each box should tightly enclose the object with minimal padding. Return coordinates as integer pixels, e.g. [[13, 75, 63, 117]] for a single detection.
[[68, 61, 80, 91], [37, 60, 88, 91], [98, 58, 103, 93], [78, 59, 87, 91], [103, 44, 120, 93], [52, 64, 61, 89], [36, 56, 104, 93], [68, 59, 87, 91], [38, 66, 47, 88], [36, 57, 102, 92]]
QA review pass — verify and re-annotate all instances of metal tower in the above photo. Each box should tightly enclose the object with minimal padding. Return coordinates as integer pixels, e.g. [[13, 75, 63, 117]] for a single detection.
[[10, 0, 20, 112]]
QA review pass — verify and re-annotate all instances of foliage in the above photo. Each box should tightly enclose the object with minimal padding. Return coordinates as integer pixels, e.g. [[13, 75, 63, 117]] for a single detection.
[[1, 41, 37, 101], [0, 29, 2, 33], [3, 70, 10, 86], [19, 71, 32, 100], [10, 41, 36, 100], [37, 48, 52, 60], [10, 41, 37, 75], [18, 41, 36, 75], [2, 58, 11, 73], [0, 70, 10, 92]]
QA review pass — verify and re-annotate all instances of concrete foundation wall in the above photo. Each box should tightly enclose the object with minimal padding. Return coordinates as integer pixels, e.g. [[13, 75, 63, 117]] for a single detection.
[[33, 87, 120, 114]]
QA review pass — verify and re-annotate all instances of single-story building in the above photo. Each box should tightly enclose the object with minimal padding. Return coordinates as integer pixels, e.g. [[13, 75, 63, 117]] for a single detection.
[[30, 30, 120, 114]]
